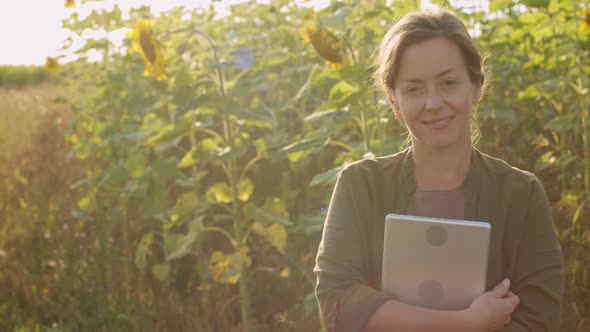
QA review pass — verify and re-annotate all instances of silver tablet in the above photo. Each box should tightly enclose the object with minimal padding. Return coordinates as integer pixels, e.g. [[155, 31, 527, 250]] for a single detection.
[[381, 213, 491, 310]]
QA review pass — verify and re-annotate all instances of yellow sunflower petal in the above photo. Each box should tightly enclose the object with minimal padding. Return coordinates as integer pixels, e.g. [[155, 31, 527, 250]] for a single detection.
[[280, 267, 290, 278], [45, 57, 59, 76], [130, 20, 167, 80], [298, 26, 315, 43], [578, 6, 590, 33], [300, 25, 348, 68], [577, 7, 590, 17]]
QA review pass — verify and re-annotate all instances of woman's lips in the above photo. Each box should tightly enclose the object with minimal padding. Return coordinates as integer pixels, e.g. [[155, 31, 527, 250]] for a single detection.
[[422, 116, 454, 129]]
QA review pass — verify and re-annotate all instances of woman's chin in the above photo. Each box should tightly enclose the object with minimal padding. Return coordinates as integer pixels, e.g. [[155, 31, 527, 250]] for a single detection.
[[415, 136, 468, 151]]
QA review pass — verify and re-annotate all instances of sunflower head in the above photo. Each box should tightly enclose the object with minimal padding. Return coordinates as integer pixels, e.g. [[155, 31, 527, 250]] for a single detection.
[[128, 20, 167, 80], [65, 0, 75, 8], [579, 7, 590, 32], [45, 57, 59, 76], [299, 26, 349, 69]]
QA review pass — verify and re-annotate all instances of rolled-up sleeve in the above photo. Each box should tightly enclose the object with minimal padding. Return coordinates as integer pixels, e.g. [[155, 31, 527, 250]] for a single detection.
[[314, 169, 392, 332], [501, 178, 564, 332]]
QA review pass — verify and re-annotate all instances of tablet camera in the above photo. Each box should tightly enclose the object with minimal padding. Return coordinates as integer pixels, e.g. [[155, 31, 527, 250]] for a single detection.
[[418, 279, 444, 306], [426, 225, 448, 246]]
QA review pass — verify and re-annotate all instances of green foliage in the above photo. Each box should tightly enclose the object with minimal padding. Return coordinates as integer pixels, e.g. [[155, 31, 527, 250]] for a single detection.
[[1, 0, 589, 331], [0, 65, 48, 88], [476, 1, 590, 329]]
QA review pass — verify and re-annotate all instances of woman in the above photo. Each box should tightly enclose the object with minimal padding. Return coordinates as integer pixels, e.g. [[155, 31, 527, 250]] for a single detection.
[[314, 8, 564, 332]]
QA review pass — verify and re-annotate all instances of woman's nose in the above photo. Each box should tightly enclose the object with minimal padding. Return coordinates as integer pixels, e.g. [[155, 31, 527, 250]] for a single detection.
[[424, 90, 444, 112]]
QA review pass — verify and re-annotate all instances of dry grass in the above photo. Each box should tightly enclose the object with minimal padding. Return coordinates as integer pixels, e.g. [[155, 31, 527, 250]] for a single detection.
[[0, 82, 73, 219], [0, 83, 84, 330], [0, 83, 69, 162], [0, 82, 75, 254]]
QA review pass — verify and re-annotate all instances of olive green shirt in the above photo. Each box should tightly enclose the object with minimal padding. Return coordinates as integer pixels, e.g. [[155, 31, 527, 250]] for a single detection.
[[314, 148, 564, 332]]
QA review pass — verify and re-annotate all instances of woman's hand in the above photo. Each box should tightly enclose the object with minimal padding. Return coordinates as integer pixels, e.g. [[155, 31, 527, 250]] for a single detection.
[[464, 279, 520, 332]]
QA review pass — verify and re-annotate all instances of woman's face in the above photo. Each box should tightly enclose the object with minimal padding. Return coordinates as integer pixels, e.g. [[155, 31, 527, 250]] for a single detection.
[[389, 37, 481, 151]]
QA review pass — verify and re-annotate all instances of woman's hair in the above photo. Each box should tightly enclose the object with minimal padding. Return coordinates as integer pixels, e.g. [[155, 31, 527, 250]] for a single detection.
[[373, 7, 488, 143], [374, 8, 486, 93]]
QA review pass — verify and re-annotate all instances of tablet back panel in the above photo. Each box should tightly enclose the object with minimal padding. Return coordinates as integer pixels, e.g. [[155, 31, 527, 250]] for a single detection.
[[381, 214, 491, 310]]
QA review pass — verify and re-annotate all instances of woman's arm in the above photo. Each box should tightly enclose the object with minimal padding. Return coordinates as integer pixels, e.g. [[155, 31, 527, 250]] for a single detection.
[[315, 168, 388, 332], [365, 300, 471, 332], [499, 178, 564, 332], [364, 279, 520, 332]]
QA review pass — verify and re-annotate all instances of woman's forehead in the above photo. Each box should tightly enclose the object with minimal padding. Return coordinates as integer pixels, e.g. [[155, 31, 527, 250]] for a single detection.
[[396, 37, 468, 82]]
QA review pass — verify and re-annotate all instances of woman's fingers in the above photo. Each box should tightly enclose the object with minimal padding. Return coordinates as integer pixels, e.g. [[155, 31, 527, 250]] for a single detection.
[[505, 292, 520, 308], [491, 278, 511, 298], [500, 286, 520, 310]]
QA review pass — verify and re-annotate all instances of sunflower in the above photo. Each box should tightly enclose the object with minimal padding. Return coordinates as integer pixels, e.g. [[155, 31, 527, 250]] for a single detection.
[[45, 57, 59, 76], [65, 0, 75, 8], [579, 7, 590, 32], [299, 26, 349, 69], [128, 20, 167, 80]]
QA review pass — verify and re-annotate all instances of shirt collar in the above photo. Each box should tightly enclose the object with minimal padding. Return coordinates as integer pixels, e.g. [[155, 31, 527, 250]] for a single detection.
[[399, 146, 482, 218]]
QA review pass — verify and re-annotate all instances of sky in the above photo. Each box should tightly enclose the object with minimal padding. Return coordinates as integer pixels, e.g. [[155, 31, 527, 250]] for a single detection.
[[0, 0, 486, 66], [0, 0, 331, 65]]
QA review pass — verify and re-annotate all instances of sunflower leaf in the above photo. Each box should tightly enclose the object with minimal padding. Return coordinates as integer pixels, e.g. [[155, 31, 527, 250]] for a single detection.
[[208, 248, 251, 284], [152, 263, 170, 281], [206, 182, 233, 204], [329, 80, 360, 105], [319, 7, 351, 32]]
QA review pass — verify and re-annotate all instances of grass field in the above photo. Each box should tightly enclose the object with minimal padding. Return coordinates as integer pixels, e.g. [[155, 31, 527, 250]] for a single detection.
[[0, 66, 48, 89], [0, 83, 68, 163]]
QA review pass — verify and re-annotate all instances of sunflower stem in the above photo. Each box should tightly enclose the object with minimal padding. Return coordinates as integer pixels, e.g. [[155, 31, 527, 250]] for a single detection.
[[167, 28, 226, 96], [189, 109, 207, 331], [573, 0, 590, 199], [183, 27, 255, 332], [343, 34, 357, 64], [359, 97, 370, 152]]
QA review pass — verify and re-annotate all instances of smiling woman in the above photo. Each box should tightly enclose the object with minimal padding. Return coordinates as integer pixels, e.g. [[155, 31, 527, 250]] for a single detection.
[[314, 7, 564, 332], [388, 38, 481, 157]]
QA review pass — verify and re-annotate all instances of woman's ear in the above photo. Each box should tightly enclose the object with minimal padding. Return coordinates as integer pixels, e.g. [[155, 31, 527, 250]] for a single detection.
[[386, 88, 402, 120]]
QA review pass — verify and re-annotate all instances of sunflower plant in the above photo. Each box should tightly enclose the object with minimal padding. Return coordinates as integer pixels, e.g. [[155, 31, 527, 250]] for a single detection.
[[299, 25, 350, 69], [128, 20, 168, 80], [579, 7, 590, 33], [45, 57, 59, 76]]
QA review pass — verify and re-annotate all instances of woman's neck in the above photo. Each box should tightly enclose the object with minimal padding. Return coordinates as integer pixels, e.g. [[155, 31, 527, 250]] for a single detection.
[[411, 140, 472, 191]]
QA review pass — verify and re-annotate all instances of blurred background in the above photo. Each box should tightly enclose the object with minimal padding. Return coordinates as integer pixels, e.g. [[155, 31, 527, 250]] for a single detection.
[[0, 0, 588, 331]]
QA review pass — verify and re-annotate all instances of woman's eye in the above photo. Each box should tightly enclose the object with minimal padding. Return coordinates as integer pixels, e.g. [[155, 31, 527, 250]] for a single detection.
[[442, 80, 457, 87], [405, 86, 420, 94]]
